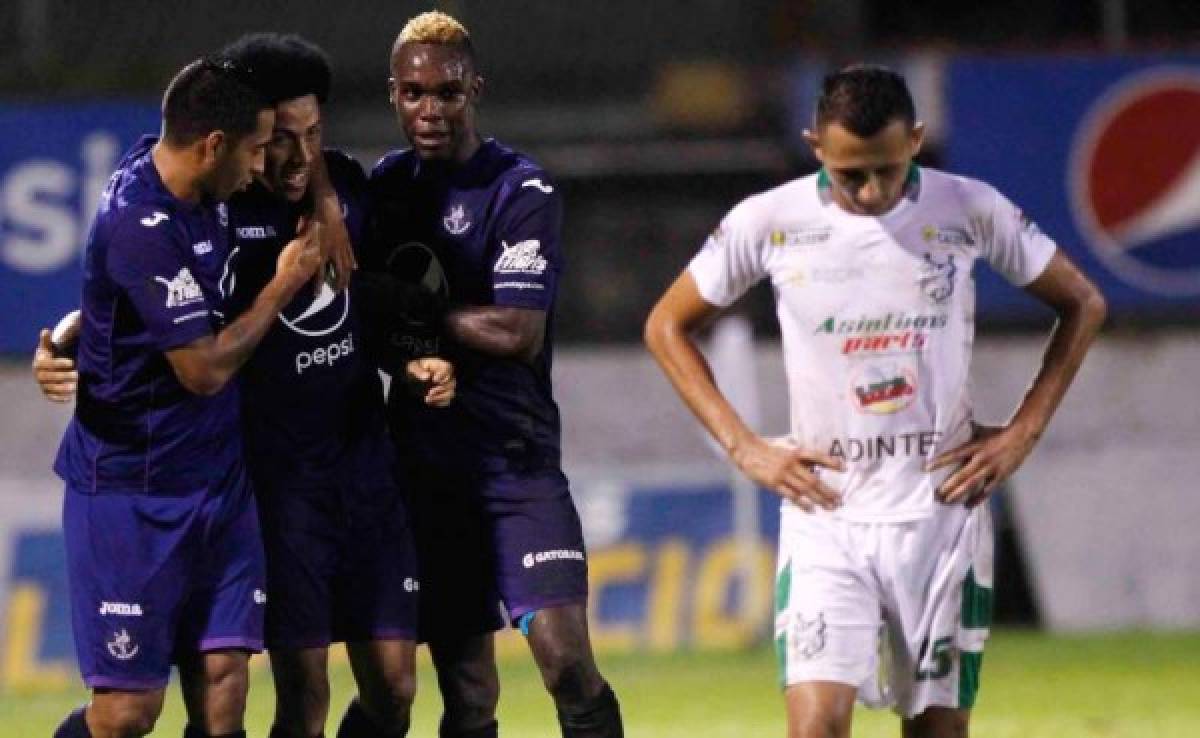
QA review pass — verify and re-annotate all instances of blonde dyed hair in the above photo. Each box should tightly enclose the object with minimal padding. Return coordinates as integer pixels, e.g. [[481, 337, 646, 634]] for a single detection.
[[397, 11, 470, 46]]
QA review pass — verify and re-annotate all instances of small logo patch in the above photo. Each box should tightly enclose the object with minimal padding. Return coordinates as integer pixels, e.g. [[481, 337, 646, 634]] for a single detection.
[[106, 629, 139, 661], [443, 204, 472, 235], [98, 601, 143, 617], [790, 613, 827, 660], [140, 211, 168, 228], [403, 577, 419, 593], [154, 267, 204, 308], [522, 549, 585, 569], [253, 589, 267, 605], [494, 239, 548, 276], [522, 178, 554, 194]]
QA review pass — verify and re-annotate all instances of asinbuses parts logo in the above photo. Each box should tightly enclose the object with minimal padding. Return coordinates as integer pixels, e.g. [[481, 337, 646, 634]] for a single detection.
[[1069, 68, 1200, 296]]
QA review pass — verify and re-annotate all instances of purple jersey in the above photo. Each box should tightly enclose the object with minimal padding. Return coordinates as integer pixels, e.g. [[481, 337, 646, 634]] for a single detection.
[[369, 139, 565, 474], [223, 150, 392, 488], [54, 136, 242, 494]]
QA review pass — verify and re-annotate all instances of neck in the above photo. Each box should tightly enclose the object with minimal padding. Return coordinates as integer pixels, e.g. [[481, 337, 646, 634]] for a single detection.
[[454, 132, 483, 165], [151, 141, 204, 203]]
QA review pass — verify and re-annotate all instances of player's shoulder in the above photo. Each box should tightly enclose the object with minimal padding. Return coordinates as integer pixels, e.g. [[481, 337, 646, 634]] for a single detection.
[[370, 148, 418, 184], [323, 148, 366, 183], [918, 167, 1003, 211], [723, 173, 821, 233]]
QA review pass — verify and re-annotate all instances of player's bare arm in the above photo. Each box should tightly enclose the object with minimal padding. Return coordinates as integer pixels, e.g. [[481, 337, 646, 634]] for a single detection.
[[445, 304, 546, 363], [405, 356, 456, 407], [308, 151, 356, 291], [168, 218, 323, 396], [645, 270, 844, 511], [931, 249, 1106, 506]]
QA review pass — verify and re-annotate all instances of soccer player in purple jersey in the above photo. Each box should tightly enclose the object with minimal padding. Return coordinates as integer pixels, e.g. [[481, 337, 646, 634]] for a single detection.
[[45, 59, 322, 738], [35, 35, 457, 738], [366, 12, 623, 738]]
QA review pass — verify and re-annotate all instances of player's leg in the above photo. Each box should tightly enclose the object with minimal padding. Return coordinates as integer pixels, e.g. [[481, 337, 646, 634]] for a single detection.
[[485, 469, 622, 736], [774, 506, 884, 738], [406, 462, 504, 737], [901, 707, 970, 738], [341, 639, 418, 737], [266, 647, 330, 737], [174, 479, 267, 738], [428, 634, 501, 738], [784, 682, 858, 738], [522, 605, 622, 737], [52, 689, 167, 738], [176, 649, 252, 737], [879, 505, 993, 736], [57, 486, 194, 737]]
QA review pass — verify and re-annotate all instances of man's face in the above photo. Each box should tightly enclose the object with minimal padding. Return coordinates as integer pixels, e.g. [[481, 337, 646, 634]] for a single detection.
[[805, 119, 924, 216], [208, 108, 273, 201], [264, 94, 323, 202], [388, 42, 481, 162]]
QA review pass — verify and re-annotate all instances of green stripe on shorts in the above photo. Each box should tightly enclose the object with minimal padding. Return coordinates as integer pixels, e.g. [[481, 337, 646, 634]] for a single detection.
[[960, 567, 993, 629], [775, 560, 792, 687], [958, 651, 984, 708]]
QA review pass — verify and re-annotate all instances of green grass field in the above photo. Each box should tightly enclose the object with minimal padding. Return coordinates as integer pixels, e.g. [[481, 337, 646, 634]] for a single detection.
[[2, 630, 1198, 736]]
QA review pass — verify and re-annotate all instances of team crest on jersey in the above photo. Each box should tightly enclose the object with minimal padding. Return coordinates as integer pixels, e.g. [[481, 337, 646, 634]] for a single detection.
[[443, 203, 472, 235], [106, 629, 139, 661], [154, 267, 204, 308], [918, 253, 957, 304], [790, 612, 827, 660], [852, 363, 917, 415]]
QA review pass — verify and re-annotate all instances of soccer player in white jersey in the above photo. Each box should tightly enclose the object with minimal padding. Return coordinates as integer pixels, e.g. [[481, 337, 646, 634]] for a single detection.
[[644, 65, 1106, 738]]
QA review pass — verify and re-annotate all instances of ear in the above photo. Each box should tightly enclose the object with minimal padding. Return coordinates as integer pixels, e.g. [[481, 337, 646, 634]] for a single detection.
[[201, 130, 226, 165], [387, 77, 396, 104], [802, 127, 822, 162], [909, 121, 926, 158], [470, 74, 484, 104]]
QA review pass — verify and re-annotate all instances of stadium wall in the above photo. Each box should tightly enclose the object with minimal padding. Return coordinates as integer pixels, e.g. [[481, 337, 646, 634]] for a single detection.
[[0, 334, 1196, 689]]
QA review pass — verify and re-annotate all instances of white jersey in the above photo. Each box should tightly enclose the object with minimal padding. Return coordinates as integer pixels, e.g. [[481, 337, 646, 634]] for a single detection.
[[688, 167, 1056, 521]]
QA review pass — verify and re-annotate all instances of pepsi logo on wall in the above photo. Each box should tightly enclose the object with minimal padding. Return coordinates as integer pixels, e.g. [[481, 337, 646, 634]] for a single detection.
[[1069, 68, 1200, 296]]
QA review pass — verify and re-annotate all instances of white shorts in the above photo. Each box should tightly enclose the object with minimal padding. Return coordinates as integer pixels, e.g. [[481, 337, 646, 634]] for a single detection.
[[773, 501, 994, 718]]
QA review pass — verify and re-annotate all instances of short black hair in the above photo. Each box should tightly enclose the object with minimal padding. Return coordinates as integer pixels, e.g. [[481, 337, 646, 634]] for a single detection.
[[816, 64, 915, 136], [161, 57, 269, 147], [220, 33, 332, 106]]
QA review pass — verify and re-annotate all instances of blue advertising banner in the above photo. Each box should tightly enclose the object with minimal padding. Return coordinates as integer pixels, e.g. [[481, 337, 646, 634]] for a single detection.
[[0, 103, 158, 354], [946, 55, 1200, 320]]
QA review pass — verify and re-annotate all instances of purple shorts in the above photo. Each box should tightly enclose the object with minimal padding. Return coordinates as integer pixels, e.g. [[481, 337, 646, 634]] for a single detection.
[[255, 472, 419, 650], [63, 476, 266, 690], [405, 463, 589, 641]]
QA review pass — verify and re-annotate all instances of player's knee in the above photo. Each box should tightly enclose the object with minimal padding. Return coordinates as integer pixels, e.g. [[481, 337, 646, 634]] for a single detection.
[[538, 647, 602, 706], [788, 707, 852, 738], [361, 669, 417, 725], [99, 694, 164, 737]]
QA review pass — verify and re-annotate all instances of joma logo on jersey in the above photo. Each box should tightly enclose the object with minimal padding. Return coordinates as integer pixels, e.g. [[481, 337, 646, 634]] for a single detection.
[[154, 267, 204, 308], [140, 211, 168, 227], [98, 601, 143, 616], [495, 239, 548, 275], [522, 549, 585, 568]]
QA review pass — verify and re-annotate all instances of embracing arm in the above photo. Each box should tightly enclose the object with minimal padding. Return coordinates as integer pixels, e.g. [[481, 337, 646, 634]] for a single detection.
[[444, 305, 546, 363], [167, 219, 323, 396]]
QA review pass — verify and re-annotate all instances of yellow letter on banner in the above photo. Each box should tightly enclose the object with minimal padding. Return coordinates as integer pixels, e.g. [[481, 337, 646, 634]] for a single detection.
[[1, 583, 72, 691], [646, 539, 690, 652], [586, 544, 646, 653], [692, 538, 775, 649]]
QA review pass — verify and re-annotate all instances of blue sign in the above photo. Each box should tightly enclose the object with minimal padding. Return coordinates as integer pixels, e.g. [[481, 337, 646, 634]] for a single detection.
[[0, 103, 158, 353], [946, 55, 1200, 318]]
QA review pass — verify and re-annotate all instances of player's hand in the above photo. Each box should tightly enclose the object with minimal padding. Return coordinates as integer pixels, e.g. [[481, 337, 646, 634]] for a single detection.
[[33, 329, 78, 403], [928, 422, 1037, 508], [405, 357, 456, 407], [731, 435, 844, 512], [276, 216, 323, 293], [308, 156, 357, 293]]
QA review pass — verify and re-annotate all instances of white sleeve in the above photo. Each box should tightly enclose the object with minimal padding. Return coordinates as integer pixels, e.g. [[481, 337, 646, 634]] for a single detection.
[[977, 186, 1057, 287], [686, 206, 766, 307]]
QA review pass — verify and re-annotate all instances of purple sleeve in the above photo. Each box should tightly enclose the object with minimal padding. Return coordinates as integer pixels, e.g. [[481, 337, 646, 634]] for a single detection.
[[106, 209, 214, 351], [488, 177, 563, 309]]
